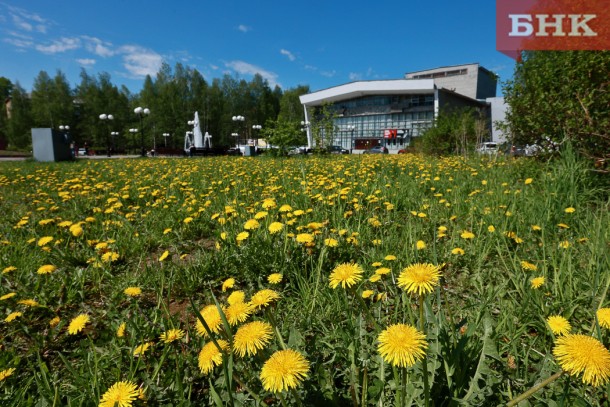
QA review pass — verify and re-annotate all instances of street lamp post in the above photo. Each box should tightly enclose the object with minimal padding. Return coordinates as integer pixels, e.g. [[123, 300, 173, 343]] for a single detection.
[[163, 132, 170, 147], [232, 115, 245, 146], [231, 132, 239, 149], [134, 107, 150, 157], [59, 125, 72, 156], [99, 114, 114, 157], [110, 132, 119, 154], [129, 128, 138, 154], [252, 124, 261, 148], [346, 125, 356, 153]]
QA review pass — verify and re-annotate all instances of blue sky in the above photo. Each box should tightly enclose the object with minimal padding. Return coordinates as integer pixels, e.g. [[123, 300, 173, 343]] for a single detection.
[[0, 1, 515, 94]]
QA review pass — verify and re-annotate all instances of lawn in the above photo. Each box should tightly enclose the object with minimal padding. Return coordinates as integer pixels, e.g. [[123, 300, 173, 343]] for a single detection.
[[0, 152, 609, 406]]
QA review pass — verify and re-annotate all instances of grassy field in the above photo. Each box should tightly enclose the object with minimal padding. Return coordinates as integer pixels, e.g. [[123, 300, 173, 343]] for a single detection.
[[0, 152, 609, 406]]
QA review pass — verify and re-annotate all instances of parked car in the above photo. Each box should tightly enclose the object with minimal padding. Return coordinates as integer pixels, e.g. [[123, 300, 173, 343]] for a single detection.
[[476, 142, 499, 155], [328, 145, 349, 154], [78, 148, 87, 156], [288, 146, 311, 155], [363, 145, 388, 154]]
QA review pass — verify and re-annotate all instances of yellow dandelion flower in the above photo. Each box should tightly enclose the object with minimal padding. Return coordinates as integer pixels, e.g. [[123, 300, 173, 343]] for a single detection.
[[159, 328, 185, 344], [38, 218, 54, 225], [279, 204, 293, 212], [69, 224, 83, 237], [58, 220, 73, 228], [99, 381, 139, 407], [329, 263, 364, 289], [451, 247, 465, 255], [254, 211, 268, 220], [268, 222, 284, 234], [488, 225, 496, 233], [397, 263, 442, 296], [372, 239, 382, 245], [0, 292, 16, 301], [244, 219, 260, 230], [37, 264, 57, 274], [124, 287, 142, 297], [133, 342, 153, 356], [547, 315, 571, 336], [369, 274, 382, 282], [37, 236, 53, 247], [18, 299, 39, 307], [158, 250, 169, 261], [49, 316, 60, 327], [227, 290, 246, 305], [559, 241, 570, 249], [236, 231, 249, 242], [553, 334, 610, 387], [2, 266, 17, 274], [117, 323, 126, 338], [295, 233, 314, 244], [558, 223, 569, 229], [524, 178, 533, 185], [378, 323, 428, 367], [163, 228, 172, 235], [520, 261, 538, 271], [384, 255, 397, 261], [5, 311, 22, 322], [532, 225, 542, 231], [250, 289, 280, 310], [101, 251, 120, 262], [597, 308, 610, 329], [198, 340, 229, 374], [460, 231, 475, 239], [324, 238, 339, 247], [0, 368, 16, 382], [260, 349, 309, 393], [225, 301, 253, 325], [371, 262, 383, 267], [183, 217, 193, 224], [565, 207, 576, 213], [222, 278, 235, 292], [530, 276, 545, 289], [362, 290, 374, 299], [233, 321, 273, 357], [375, 267, 391, 275], [267, 273, 283, 284], [68, 314, 90, 335], [195, 305, 224, 337]]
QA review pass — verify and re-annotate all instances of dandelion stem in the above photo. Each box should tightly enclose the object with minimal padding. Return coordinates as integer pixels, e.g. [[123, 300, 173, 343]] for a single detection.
[[507, 371, 563, 406], [419, 295, 430, 407]]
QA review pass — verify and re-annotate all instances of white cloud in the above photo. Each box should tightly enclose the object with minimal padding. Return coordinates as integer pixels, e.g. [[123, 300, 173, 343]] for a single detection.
[[348, 72, 362, 81], [76, 58, 96, 67], [225, 60, 280, 88], [237, 24, 250, 33], [3, 37, 33, 48], [118, 45, 163, 78], [280, 49, 296, 62], [82, 36, 115, 57], [320, 70, 336, 78], [7, 5, 50, 33], [35, 37, 81, 54], [12, 15, 32, 31]]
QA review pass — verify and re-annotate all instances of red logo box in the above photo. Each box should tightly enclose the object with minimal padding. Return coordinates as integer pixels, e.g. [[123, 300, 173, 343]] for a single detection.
[[497, 0, 610, 59]]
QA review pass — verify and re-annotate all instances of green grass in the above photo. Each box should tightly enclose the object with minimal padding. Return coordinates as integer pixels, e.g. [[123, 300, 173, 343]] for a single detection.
[[0, 152, 608, 406]]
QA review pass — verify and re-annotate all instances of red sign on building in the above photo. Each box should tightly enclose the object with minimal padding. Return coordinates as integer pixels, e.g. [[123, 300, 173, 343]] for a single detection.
[[496, 0, 609, 60]]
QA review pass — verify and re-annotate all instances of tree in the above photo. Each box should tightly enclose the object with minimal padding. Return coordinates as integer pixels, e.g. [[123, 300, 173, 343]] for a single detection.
[[278, 85, 309, 123], [419, 108, 488, 156], [261, 117, 305, 155], [0, 77, 13, 148], [310, 103, 337, 149], [502, 51, 610, 161], [6, 82, 32, 149]]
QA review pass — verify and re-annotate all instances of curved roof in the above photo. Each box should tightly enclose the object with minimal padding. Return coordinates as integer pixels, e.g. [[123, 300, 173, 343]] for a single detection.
[[300, 79, 436, 106]]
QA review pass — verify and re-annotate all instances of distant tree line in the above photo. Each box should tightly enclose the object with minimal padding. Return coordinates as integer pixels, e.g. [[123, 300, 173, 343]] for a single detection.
[[0, 62, 310, 152]]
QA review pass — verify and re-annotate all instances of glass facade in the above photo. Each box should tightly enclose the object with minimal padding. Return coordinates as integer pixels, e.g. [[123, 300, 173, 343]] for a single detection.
[[312, 94, 435, 151]]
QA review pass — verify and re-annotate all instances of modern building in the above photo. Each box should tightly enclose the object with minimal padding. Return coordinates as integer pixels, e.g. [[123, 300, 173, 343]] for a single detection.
[[299, 63, 507, 153]]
